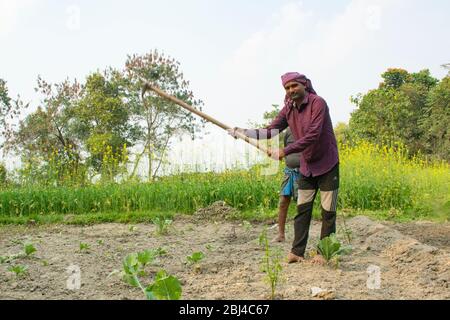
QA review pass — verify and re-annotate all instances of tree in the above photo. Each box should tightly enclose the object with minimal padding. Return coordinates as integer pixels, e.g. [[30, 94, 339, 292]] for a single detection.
[[334, 122, 352, 145], [12, 77, 85, 185], [379, 68, 410, 89], [0, 79, 27, 152], [349, 68, 441, 156], [420, 76, 450, 160], [123, 50, 204, 181], [71, 70, 138, 181]]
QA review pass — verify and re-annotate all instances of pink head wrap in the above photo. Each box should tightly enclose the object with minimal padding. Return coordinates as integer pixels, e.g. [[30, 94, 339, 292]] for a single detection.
[[281, 72, 317, 95]]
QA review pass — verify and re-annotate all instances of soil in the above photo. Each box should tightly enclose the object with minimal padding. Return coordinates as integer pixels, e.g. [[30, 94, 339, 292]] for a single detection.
[[0, 203, 449, 300]]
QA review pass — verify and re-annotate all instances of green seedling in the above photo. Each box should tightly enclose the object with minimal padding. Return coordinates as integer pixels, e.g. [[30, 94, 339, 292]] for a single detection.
[[145, 270, 182, 300], [1, 243, 37, 264], [97, 239, 104, 245], [8, 265, 28, 277], [137, 249, 158, 268], [122, 248, 167, 284], [152, 216, 173, 235], [317, 233, 352, 267], [79, 242, 90, 252], [186, 251, 205, 273], [186, 251, 204, 265], [129, 225, 138, 232], [122, 253, 142, 286], [24, 243, 37, 256], [259, 228, 283, 300], [121, 250, 181, 300]]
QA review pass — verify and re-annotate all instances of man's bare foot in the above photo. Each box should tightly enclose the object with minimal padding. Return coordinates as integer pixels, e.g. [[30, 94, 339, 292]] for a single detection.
[[287, 252, 305, 263], [272, 235, 285, 243], [310, 254, 327, 265]]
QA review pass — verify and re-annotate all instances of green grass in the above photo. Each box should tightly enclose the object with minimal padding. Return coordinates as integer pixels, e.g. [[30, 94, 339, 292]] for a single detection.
[[0, 211, 176, 225], [0, 141, 448, 224]]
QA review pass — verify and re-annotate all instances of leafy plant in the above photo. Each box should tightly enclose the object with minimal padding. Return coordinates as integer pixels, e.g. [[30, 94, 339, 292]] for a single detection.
[[122, 253, 143, 286], [145, 270, 182, 300], [8, 265, 28, 277], [137, 248, 166, 268], [0, 242, 37, 263], [79, 242, 90, 252], [24, 243, 37, 256], [152, 216, 173, 235], [317, 234, 352, 266], [121, 249, 181, 300], [259, 228, 283, 300], [185, 251, 205, 273], [186, 251, 204, 265]]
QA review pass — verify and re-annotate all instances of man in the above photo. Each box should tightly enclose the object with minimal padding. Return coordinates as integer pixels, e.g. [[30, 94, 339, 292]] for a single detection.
[[274, 127, 300, 243], [229, 72, 339, 264]]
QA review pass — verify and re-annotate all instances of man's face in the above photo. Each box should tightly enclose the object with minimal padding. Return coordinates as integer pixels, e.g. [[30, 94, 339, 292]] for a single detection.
[[284, 81, 306, 101]]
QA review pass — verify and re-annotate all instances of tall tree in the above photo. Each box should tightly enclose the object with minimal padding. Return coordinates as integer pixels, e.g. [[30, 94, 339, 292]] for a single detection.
[[349, 68, 440, 155], [71, 70, 138, 180], [0, 79, 28, 152], [124, 50, 204, 181], [12, 77, 84, 185], [420, 76, 450, 160]]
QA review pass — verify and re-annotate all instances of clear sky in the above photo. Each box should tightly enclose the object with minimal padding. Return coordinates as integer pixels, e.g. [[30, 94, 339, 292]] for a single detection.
[[1, 0, 449, 170]]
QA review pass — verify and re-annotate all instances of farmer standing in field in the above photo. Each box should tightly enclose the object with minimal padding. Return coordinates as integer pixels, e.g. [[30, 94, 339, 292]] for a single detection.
[[229, 72, 339, 264], [274, 127, 300, 243]]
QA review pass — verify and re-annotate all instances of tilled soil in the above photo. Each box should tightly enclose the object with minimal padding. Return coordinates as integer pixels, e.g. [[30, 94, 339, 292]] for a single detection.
[[0, 213, 449, 300]]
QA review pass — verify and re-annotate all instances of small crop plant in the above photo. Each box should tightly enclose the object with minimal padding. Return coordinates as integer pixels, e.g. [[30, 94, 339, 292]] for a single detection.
[[186, 251, 204, 265], [145, 270, 182, 300], [79, 242, 90, 252], [8, 265, 28, 277], [0, 242, 38, 263], [186, 251, 205, 273], [121, 249, 180, 300], [152, 216, 173, 235], [24, 243, 37, 256], [317, 234, 352, 267], [259, 228, 283, 300]]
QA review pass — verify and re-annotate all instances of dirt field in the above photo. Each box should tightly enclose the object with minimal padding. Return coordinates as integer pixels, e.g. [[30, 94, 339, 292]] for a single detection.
[[0, 206, 449, 300]]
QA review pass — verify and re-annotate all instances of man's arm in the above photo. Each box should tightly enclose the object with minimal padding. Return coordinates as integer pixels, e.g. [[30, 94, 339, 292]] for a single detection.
[[283, 98, 326, 155], [242, 107, 289, 140]]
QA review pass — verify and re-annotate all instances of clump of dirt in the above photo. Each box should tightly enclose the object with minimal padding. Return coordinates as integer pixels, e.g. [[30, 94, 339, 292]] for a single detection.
[[194, 201, 238, 221], [384, 221, 450, 251]]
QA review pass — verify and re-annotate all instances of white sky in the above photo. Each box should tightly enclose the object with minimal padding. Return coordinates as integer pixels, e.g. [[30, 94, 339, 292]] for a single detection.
[[1, 0, 449, 171]]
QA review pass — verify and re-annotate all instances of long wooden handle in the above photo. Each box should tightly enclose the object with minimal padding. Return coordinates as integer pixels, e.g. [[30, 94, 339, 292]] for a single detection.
[[142, 82, 269, 154]]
